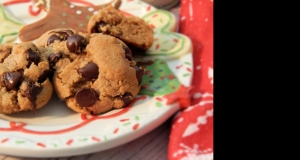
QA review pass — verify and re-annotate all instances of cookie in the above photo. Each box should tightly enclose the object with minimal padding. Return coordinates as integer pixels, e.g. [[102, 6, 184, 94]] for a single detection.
[[0, 42, 53, 114], [87, 5, 154, 51], [18, 0, 122, 42], [36, 28, 144, 115]]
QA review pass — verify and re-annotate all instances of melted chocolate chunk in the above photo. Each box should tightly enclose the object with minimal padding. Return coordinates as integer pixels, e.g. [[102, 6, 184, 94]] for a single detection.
[[98, 21, 106, 28], [91, 21, 106, 33], [24, 81, 43, 114], [47, 35, 61, 46], [75, 88, 98, 107], [48, 52, 62, 65], [2, 72, 22, 90], [118, 93, 132, 107], [123, 46, 133, 61], [26, 48, 40, 67], [38, 69, 54, 83], [136, 60, 154, 68], [78, 62, 99, 81], [126, 44, 146, 55], [50, 29, 74, 40], [133, 67, 144, 85], [66, 34, 86, 54]]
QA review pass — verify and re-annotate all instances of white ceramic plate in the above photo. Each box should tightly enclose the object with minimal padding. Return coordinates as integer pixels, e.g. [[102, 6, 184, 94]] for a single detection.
[[0, 0, 193, 157]]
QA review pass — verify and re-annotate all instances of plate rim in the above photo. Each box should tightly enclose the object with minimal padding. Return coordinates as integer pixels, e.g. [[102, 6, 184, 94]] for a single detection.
[[0, 0, 193, 157]]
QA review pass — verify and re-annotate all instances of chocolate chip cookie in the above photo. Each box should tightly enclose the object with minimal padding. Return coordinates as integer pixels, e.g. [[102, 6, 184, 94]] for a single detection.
[[87, 5, 154, 51], [0, 42, 53, 114], [36, 28, 144, 115]]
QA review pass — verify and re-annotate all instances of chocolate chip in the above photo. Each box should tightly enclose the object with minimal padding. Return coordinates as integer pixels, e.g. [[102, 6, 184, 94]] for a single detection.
[[50, 29, 74, 40], [123, 46, 132, 61], [136, 60, 154, 67], [118, 92, 132, 107], [75, 88, 98, 107], [38, 69, 54, 83], [126, 44, 146, 55], [47, 35, 61, 46], [61, 30, 74, 35], [48, 52, 62, 65], [91, 21, 106, 33], [91, 26, 97, 33], [66, 34, 86, 54], [24, 81, 43, 114], [26, 48, 40, 67], [60, 30, 74, 40], [77, 62, 99, 81], [133, 67, 144, 85], [99, 21, 106, 28], [2, 71, 22, 90]]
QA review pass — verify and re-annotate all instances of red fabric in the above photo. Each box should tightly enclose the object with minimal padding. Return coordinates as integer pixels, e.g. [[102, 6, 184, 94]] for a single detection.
[[168, 0, 213, 159]]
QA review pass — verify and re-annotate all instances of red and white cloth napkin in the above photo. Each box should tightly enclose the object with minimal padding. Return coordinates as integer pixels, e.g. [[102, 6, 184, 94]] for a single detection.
[[168, 0, 213, 159]]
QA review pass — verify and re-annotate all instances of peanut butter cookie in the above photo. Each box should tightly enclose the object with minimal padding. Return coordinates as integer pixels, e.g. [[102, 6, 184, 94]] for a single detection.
[[0, 42, 53, 114]]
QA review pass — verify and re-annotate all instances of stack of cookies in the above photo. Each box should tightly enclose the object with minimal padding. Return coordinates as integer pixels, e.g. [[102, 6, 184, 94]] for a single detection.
[[0, 5, 154, 115]]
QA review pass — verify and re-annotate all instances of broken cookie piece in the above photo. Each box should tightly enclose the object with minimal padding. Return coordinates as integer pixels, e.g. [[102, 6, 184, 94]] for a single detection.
[[87, 5, 154, 51]]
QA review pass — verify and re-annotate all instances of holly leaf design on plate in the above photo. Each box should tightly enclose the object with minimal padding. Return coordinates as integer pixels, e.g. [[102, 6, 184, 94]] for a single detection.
[[139, 59, 181, 96]]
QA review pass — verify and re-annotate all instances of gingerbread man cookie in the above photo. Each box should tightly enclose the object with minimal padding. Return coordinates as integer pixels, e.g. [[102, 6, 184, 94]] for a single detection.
[[141, 10, 192, 60], [18, 0, 121, 42]]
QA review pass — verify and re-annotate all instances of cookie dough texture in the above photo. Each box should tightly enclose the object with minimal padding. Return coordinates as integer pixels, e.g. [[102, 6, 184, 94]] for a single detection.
[[87, 5, 154, 51], [36, 28, 144, 115], [0, 42, 53, 114]]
